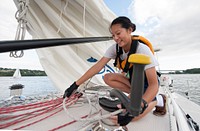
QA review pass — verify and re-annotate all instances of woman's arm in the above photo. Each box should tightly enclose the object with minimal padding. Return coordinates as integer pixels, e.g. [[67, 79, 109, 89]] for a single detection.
[[76, 57, 111, 85]]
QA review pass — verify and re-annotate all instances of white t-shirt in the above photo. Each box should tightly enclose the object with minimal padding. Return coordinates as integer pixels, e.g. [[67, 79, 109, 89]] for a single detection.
[[104, 42, 159, 70]]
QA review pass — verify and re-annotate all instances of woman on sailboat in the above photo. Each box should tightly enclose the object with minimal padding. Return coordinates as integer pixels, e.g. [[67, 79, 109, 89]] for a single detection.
[[63, 16, 166, 124]]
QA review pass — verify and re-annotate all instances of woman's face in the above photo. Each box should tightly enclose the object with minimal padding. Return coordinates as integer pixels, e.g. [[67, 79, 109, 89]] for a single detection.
[[111, 24, 132, 48]]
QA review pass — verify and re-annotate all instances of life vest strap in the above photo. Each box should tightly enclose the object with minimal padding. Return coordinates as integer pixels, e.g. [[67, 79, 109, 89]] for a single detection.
[[113, 35, 155, 73]]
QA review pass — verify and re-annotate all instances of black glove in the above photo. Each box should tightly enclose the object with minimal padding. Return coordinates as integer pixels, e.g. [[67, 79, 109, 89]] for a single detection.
[[63, 82, 79, 98], [118, 112, 134, 126]]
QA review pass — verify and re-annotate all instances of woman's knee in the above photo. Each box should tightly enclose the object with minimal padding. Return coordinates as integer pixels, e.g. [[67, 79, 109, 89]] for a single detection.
[[104, 73, 112, 85]]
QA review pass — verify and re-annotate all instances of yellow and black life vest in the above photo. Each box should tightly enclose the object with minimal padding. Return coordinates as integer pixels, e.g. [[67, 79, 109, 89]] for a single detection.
[[113, 35, 154, 73]]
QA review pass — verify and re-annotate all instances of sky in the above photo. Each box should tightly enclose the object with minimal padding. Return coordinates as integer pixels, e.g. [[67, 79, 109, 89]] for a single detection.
[[0, 0, 200, 71]]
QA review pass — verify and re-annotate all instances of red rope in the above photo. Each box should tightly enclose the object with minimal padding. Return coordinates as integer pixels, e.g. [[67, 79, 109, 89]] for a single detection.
[[0, 102, 61, 129], [0, 99, 62, 121], [0, 99, 57, 111], [50, 95, 101, 131], [14, 104, 63, 130], [49, 114, 88, 131], [14, 94, 81, 130], [0, 103, 59, 121], [49, 110, 102, 131], [0, 93, 82, 129], [0, 98, 63, 114]]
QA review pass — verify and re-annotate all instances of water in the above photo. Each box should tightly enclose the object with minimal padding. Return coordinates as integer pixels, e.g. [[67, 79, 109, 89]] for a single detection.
[[0, 74, 200, 106], [167, 74, 200, 105], [0, 76, 60, 100]]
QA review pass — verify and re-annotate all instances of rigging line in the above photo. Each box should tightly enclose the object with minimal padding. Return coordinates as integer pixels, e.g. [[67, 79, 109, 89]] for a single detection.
[[11, 0, 29, 58], [0, 98, 62, 114], [13, 105, 63, 130], [0, 36, 112, 53], [49, 114, 88, 131], [57, 0, 69, 33], [83, 0, 86, 36], [0, 102, 61, 129], [0, 101, 62, 122]]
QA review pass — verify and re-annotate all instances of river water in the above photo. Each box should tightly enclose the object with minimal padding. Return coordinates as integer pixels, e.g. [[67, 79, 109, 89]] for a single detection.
[[167, 74, 200, 105], [0, 76, 59, 100], [0, 74, 200, 105]]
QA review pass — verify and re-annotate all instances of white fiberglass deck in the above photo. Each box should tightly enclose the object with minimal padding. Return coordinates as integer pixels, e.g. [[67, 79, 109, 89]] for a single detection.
[[1, 86, 173, 131]]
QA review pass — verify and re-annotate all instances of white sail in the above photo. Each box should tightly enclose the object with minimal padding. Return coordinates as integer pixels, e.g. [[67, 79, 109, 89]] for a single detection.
[[13, 68, 21, 79], [13, 0, 116, 91]]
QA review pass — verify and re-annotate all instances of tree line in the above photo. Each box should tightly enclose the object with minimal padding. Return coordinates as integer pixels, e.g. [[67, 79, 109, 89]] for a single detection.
[[168, 68, 200, 74], [1, 67, 200, 76], [0, 67, 47, 76]]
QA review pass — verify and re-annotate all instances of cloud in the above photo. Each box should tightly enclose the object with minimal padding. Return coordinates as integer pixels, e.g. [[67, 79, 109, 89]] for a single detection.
[[0, 1, 18, 40], [128, 0, 200, 70], [0, 51, 43, 70]]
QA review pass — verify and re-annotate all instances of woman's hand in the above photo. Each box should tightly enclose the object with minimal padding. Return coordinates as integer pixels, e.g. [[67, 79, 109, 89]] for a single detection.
[[63, 82, 79, 98]]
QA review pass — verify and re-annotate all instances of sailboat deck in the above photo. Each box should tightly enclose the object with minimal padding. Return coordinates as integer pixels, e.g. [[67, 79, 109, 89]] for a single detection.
[[127, 110, 170, 131], [2, 86, 200, 131], [173, 92, 200, 127], [3, 86, 175, 131], [4, 103, 171, 131]]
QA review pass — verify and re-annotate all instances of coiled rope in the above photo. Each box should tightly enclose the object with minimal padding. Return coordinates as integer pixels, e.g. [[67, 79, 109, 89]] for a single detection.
[[10, 0, 29, 58]]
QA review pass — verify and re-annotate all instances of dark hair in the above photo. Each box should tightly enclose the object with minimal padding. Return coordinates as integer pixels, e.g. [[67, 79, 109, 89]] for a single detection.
[[110, 16, 136, 32]]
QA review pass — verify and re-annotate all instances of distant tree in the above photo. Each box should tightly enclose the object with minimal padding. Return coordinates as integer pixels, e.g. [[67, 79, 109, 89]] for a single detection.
[[184, 68, 200, 74], [175, 71, 182, 74], [0, 67, 47, 76]]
